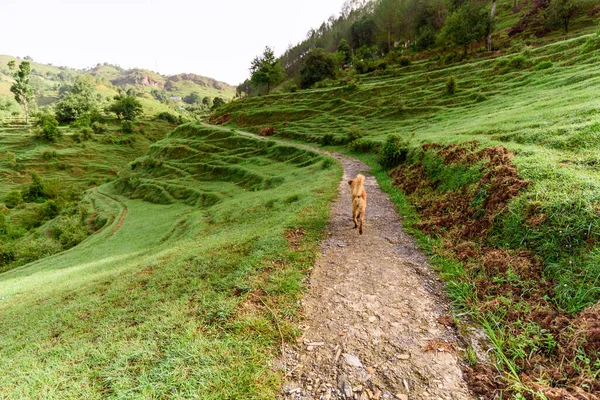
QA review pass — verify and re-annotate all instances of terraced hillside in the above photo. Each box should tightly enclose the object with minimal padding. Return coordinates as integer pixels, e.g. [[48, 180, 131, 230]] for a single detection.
[[213, 32, 600, 398], [0, 124, 340, 399]]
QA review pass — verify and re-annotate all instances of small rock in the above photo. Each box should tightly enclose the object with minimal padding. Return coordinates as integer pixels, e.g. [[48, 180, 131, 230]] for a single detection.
[[288, 387, 301, 394], [368, 316, 377, 323], [337, 376, 353, 399], [354, 385, 363, 392], [306, 346, 314, 351], [403, 379, 409, 392], [397, 353, 410, 360], [397, 394, 408, 400], [373, 390, 382, 400], [307, 341, 326, 346], [366, 366, 376, 375], [342, 353, 363, 368]]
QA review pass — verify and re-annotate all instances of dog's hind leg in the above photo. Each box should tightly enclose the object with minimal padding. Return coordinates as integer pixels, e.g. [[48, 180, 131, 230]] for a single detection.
[[352, 203, 358, 228], [358, 212, 363, 235]]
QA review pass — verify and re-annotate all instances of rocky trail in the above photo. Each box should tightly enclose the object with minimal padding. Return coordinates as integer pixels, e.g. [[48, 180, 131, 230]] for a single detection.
[[207, 125, 475, 400], [278, 154, 474, 400]]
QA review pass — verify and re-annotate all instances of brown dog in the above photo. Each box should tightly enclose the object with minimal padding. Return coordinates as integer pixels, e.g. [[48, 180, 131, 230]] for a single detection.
[[348, 174, 367, 235]]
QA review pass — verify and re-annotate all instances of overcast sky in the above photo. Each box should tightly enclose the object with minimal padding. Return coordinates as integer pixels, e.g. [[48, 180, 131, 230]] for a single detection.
[[1, 0, 347, 85]]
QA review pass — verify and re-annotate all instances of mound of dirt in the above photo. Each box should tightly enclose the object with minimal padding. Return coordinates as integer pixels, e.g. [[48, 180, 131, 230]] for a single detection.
[[390, 144, 529, 240], [389, 143, 600, 399]]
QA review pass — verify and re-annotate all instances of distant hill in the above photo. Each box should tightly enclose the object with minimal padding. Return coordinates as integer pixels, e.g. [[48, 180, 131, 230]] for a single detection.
[[88, 64, 235, 101], [0, 56, 235, 113]]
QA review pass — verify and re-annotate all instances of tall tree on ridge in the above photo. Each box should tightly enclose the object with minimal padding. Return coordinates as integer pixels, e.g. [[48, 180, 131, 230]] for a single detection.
[[375, 0, 401, 52], [10, 61, 33, 124], [250, 46, 284, 94]]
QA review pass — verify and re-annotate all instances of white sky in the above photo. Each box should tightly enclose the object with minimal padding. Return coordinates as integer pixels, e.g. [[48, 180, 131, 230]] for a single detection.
[[1, 0, 347, 85]]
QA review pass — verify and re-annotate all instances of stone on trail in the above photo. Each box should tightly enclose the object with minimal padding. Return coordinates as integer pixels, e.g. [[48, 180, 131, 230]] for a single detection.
[[342, 353, 363, 368]]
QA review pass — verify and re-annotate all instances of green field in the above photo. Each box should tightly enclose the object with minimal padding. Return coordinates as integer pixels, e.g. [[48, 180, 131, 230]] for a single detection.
[[0, 123, 340, 398], [214, 31, 600, 398]]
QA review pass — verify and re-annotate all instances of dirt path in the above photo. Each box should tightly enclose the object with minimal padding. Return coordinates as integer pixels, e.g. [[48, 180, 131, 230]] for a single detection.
[[207, 125, 473, 399], [279, 154, 473, 400]]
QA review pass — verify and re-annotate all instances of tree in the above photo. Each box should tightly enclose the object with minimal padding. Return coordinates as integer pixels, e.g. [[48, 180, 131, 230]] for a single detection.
[[375, 0, 401, 52], [108, 95, 143, 121], [202, 96, 211, 107], [10, 61, 33, 124], [54, 76, 101, 123], [236, 80, 252, 98], [336, 39, 353, 65], [350, 17, 377, 48], [250, 46, 284, 94], [487, 0, 497, 51], [300, 49, 338, 89], [36, 114, 61, 142], [547, 0, 593, 33], [211, 97, 225, 109], [441, 1, 490, 56], [183, 92, 201, 104]]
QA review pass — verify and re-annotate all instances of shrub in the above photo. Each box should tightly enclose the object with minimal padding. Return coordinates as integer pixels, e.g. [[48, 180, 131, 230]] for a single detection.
[[509, 55, 527, 70], [289, 85, 298, 93], [398, 56, 412, 67], [13, 236, 62, 265], [535, 61, 553, 70], [346, 126, 365, 143], [446, 76, 457, 95], [22, 172, 46, 202], [121, 119, 135, 134], [349, 138, 381, 153], [354, 60, 377, 74], [50, 215, 88, 248], [42, 149, 58, 160], [4, 151, 17, 169], [583, 29, 600, 53], [36, 114, 61, 142], [81, 126, 93, 140], [495, 58, 509, 70], [321, 133, 335, 146], [321, 158, 334, 169], [71, 132, 81, 143], [379, 134, 411, 168], [0, 214, 6, 235], [38, 199, 61, 220], [91, 121, 107, 134], [4, 191, 22, 208], [155, 112, 178, 124]]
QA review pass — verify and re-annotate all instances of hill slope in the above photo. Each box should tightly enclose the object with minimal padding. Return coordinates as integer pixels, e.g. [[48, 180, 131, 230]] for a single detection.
[[213, 32, 600, 398], [0, 124, 340, 398]]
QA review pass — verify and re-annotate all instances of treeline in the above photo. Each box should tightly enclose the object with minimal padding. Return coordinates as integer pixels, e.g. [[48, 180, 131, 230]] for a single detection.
[[240, 0, 597, 94]]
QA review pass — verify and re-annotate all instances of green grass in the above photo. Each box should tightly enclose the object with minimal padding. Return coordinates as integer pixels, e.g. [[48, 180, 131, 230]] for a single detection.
[[214, 32, 600, 397], [0, 123, 340, 398]]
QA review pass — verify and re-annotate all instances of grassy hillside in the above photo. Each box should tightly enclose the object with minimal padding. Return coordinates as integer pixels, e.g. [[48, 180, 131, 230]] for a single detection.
[[213, 30, 600, 398], [0, 123, 340, 398], [0, 117, 179, 271]]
